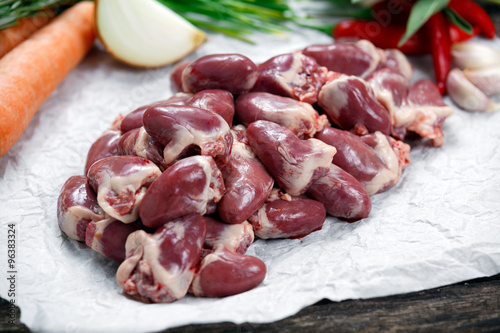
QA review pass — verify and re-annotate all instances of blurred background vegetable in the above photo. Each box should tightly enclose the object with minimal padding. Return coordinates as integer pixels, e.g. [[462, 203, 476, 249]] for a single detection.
[[1, 0, 497, 42], [0, 1, 95, 158], [329, 0, 498, 94], [1, 0, 498, 92], [446, 41, 500, 112], [0, 10, 53, 57], [0, 0, 299, 43], [0, 0, 372, 43], [95, 0, 207, 68]]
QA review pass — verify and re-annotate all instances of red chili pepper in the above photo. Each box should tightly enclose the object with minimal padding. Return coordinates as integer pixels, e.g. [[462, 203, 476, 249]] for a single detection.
[[425, 12, 451, 95], [448, 0, 496, 39], [333, 19, 430, 55], [449, 23, 480, 43]]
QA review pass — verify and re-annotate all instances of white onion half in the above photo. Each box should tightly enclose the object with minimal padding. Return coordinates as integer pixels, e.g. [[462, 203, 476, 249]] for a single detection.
[[96, 0, 207, 68]]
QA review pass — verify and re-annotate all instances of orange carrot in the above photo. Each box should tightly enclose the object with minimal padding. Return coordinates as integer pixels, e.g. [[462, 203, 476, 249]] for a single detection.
[[0, 1, 96, 158], [0, 11, 55, 58]]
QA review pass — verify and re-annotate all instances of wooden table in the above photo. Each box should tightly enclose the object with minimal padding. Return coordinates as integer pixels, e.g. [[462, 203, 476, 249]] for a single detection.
[[1, 273, 499, 332], [2, 3, 500, 333]]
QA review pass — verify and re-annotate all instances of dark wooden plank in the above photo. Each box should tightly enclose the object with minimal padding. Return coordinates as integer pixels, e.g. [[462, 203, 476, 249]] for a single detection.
[[162, 274, 500, 333]]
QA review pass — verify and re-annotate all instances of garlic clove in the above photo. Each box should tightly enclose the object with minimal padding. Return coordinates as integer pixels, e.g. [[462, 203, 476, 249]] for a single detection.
[[463, 66, 500, 97], [95, 0, 207, 68], [451, 42, 500, 70], [446, 68, 498, 112]]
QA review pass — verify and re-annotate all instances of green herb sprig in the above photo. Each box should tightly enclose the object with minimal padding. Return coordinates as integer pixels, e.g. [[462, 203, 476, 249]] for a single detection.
[[0, 0, 80, 30], [156, 0, 295, 43], [292, 0, 371, 35]]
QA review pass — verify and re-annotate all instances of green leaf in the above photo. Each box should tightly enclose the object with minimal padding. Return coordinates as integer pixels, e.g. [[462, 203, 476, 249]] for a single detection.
[[443, 7, 473, 34], [398, 0, 450, 47]]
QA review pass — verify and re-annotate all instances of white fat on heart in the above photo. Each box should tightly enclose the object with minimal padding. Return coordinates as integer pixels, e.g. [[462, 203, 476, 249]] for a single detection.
[[275, 53, 309, 91], [252, 203, 287, 239], [170, 221, 186, 241], [163, 115, 230, 165], [97, 163, 161, 223], [278, 138, 336, 196], [267, 102, 327, 138], [385, 49, 413, 82], [116, 230, 146, 288], [318, 75, 350, 118], [61, 206, 104, 241], [354, 40, 384, 78], [267, 188, 291, 202], [149, 222, 195, 300], [87, 218, 114, 255], [368, 70, 404, 122], [393, 98, 454, 131], [196, 156, 222, 209], [393, 106, 417, 128], [405, 105, 454, 141], [116, 223, 194, 301], [363, 132, 399, 196], [231, 124, 247, 132], [375, 87, 396, 119], [216, 222, 254, 252], [252, 96, 326, 137], [230, 137, 255, 160], [133, 127, 151, 159], [163, 124, 194, 164]]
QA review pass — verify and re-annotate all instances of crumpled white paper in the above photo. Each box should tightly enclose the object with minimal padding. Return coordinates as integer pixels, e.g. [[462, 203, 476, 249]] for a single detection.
[[1, 25, 499, 333]]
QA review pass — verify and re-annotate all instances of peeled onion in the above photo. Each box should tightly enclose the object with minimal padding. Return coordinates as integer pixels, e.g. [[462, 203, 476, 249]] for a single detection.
[[95, 0, 207, 68]]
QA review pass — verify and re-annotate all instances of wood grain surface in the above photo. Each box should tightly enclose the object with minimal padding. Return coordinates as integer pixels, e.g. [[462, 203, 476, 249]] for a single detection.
[[1, 2, 500, 333], [163, 274, 500, 333]]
